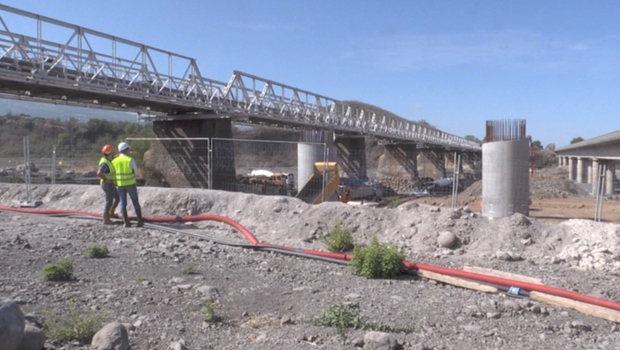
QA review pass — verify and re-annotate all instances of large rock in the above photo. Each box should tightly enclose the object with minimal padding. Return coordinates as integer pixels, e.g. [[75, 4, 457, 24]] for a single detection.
[[437, 231, 457, 248], [16, 323, 45, 350], [0, 299, 25, 350], [363, 331, 402, 350], [91, 322, 130, 350]]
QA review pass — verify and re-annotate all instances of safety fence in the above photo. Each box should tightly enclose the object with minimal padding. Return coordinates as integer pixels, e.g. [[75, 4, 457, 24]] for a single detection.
[[3, 136, 486, 208]]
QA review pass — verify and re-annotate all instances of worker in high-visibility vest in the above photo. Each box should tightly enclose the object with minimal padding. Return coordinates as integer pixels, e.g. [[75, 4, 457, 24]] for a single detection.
[[112, 142, 144, 227], [96, 144, 119, 225]]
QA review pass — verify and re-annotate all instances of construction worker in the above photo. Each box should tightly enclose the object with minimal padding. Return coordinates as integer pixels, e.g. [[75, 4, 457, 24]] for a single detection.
[[112, 142, 144, 228], [96, 144, 119, 225]]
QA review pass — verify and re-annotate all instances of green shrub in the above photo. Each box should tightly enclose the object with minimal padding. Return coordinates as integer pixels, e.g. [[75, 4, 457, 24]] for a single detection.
[[41, 257, 74, 281], [350, 234, 405, 278], [44, 302, 106, 343], [313, 303, 364, 334], [182, 263, 195, 275], [85, 244, 109, 259], [320, 221, 354, 253], [203, 301, 220, 323], [314, 303, 416, 335], [388, 198, 401, 208]]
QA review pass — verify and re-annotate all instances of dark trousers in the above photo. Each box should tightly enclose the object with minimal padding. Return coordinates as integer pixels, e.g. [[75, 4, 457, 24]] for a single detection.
[[101, 182, 119, 216], [117, 185, 142, 221]]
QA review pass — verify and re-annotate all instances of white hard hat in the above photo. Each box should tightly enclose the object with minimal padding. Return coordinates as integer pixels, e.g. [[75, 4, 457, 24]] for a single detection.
[[118, 142, 130, 152]]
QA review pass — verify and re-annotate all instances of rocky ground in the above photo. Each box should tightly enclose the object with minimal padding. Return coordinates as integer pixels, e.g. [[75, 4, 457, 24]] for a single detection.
[[2, 168, 620, 349]]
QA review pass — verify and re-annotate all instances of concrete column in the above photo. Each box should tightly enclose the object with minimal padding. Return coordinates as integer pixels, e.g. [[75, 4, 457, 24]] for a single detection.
[[592, 158, 600, 195], [297, 130, 336, 191], [482, 139, 530, 218], [558, 157, 562, 167], [151, 117, 234, 190], [576, 157, 584, 183], [606, 161, 616, 195], [568, 157, 575, 181], [587, 160, 593, 184], [335, 137, 367, 180]]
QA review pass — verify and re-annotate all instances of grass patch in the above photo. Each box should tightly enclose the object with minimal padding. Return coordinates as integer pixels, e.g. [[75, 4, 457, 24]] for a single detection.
[[248, 315, 279, 329], [388, 198, 401, 208], [41, 256, 74, 281], [182, 263, 195, 275], [314, 303, 415, 335], [43, 302, 106, 344], [203, 301, 220, 323], [319, 221, 354, 253], [85, 244, 109, 259], [350, 234, 406, 279]]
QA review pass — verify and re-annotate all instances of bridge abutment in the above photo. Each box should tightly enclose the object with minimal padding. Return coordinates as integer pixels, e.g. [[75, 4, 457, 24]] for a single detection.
[[150, 117, 236, 190]]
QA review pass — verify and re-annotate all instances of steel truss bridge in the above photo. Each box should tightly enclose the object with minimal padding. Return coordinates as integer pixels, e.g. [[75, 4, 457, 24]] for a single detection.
[[0, 4, 480, 151]]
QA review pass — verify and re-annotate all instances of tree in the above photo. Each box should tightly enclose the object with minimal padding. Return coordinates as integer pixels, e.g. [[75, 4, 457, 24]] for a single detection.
[[464, 135, 481, 143], [545, 143, 556, 151], [532, 140, 543, 149], [571, 137, 584, 144]]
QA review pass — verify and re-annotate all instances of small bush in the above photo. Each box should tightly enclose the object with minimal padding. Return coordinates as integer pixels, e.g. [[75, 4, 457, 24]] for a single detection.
[[350, 234, 405, 279], [85, 244, 109, 259], [314, 303, 364, 334], [388, 198, 401, 208], [44, 302, 106, 343], [182, 263, 195, 275], [41, 256, 74, 281], [203, 301, 220, 323], [314, 303, 416, 335], [320, 221, 354, 253]]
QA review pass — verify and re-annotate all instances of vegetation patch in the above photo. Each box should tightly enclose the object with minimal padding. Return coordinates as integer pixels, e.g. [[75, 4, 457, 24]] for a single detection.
[[388, 198, 402, 208], [41, 256, 74, 281], [314, 303, 415, 335], [320, 221, 354, 253], [203, 301, 220, 323], [43, 302, 106, 344], [182, 263, 196, 275], [350, 234, 406, 279], [85, 244, 109, 259]]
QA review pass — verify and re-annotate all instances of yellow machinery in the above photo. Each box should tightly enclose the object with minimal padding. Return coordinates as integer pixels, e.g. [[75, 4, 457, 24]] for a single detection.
[[295, 162, 340, 204]]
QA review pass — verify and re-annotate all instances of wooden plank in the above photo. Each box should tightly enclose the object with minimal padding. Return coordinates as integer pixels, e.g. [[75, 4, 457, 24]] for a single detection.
[[530, 291, 620, 324], [463, 265, 544, 285], [416, 270, 499, 294]]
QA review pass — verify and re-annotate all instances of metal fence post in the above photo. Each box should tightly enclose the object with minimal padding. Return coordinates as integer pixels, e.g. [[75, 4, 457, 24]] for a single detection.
[[52, 145, 57, 185]]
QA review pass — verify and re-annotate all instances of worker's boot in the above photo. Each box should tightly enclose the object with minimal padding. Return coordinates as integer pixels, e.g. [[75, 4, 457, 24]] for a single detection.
[[123, 216, 131, 228], [102, 213, 113, 225], [136, 217, 145, 228]]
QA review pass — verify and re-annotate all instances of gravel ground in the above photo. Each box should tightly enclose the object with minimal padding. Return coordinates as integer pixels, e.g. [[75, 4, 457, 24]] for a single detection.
[[2, 182, 620, 350]]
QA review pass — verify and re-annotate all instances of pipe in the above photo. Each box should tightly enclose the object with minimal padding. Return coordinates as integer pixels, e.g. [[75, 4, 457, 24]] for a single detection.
[[2, 206, 620, 313]]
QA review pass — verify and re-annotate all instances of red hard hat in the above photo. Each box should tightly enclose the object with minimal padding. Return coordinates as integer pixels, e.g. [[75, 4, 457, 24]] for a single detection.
[[101, 144, 114, 155]]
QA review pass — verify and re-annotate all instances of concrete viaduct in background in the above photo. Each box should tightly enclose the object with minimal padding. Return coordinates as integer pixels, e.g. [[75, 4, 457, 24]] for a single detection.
[[555, 130, 620, 196]]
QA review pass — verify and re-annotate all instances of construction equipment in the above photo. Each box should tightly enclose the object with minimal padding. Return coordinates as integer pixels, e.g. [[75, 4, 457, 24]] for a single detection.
[[295, 162, 340, 204]]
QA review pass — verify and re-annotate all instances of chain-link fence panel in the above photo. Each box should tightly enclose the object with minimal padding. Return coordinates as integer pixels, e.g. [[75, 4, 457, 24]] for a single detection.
[[212, 138, 327, 200], [127, 138, 209, 188]]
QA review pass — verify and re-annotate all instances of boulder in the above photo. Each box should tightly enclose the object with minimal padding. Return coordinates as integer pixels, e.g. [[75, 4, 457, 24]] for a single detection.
[[91, 322, 130, 350], [437, 231, 457, 248], [0, 299, 25, 350], [16, 323, 45, 350], [363, 331, 402, 350]]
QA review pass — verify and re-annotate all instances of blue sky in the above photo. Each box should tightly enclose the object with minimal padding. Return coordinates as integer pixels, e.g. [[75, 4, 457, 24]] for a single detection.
[[2, 0, 620, 147]]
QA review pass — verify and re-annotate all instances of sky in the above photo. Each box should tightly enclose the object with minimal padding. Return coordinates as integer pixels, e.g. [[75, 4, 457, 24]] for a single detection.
[[1, 0, 620, 147]]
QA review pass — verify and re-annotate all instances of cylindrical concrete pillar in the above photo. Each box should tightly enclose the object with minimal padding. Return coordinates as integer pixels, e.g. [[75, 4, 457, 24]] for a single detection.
[[576, 157, 584, 183], [558, 157, 562, 167], [568, 157, 575, 181], [587, 160, 593, 184], [606, 161, 615, 196], [297, 130, 336, 190], [482, 139, 530, 218], [592, 158, 600, 195]]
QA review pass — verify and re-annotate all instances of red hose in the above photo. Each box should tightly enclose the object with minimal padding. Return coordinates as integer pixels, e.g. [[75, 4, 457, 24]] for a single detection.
[[2, 206, 620, 313]]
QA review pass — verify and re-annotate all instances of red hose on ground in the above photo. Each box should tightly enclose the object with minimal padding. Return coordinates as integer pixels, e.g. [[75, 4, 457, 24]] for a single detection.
[[2, 206, 620, 313]]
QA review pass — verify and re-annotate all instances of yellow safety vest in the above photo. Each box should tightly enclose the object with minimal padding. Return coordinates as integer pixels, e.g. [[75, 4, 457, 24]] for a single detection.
[[112, 154, 136, 187], [98, 157, 115, 185]]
